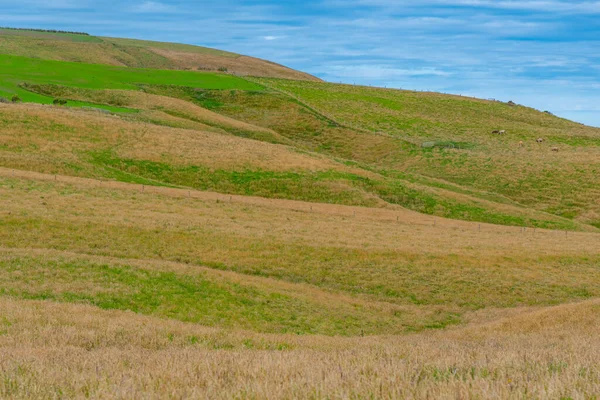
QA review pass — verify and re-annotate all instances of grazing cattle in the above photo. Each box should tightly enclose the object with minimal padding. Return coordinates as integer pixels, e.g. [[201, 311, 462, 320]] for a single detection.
[[536, 138, 544, 144], [552, 147, 559, 152], [518, 141, 524, 147], [492, 130, 500, 134], [499, 130, 506, 135]]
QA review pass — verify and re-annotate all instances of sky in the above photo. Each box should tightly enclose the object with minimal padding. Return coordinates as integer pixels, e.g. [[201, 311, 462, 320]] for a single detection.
[[1, 0, 599, 126]]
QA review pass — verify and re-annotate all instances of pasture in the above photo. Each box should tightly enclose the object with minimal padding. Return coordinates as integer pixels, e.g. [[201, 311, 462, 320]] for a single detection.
[[0, 54, 262, 110], [0, 34, 599, 397], [1, 166, 599, 397], [0, 102, 585, 230]]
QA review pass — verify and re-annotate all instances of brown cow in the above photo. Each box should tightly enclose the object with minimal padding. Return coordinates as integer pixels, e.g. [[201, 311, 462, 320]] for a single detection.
[[552, 147, 559, 152], [518, 141, 524, 147], [536, 138, 544, 144], [491, 130, 500, 134]]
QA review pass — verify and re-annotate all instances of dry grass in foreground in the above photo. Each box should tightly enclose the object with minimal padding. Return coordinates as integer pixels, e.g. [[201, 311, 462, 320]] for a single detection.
[[0, 297, 598, 399], [1, 165, 599, 398]]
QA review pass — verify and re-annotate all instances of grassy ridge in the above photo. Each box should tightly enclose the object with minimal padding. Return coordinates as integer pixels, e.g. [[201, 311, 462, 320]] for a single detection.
[[0, 29, 320, 80], [2, 50, 597, 228]]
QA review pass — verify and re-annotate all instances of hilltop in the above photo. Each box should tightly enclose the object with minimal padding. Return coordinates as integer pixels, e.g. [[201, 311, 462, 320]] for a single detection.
[[0, 27, 320, 81], [1, 29, 600, 398]]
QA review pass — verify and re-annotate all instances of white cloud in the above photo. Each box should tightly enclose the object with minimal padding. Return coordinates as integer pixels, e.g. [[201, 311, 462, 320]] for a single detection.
[[326, 65, 453, 79], [133, 1, 175, 13], [340, 0, 600, 14]]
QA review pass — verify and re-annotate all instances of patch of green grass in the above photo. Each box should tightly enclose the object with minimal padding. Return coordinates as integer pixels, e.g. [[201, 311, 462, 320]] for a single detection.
[[547, 136, 600, 147], [0, 255, 453, 335], [1, 212, 598, 312], [88, 150, 377, 205], [87, 150, 577, 229], [0, 54, 262, 109]]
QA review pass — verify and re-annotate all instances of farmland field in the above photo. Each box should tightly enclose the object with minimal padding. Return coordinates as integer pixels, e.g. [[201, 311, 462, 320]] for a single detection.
[[0, 28, 600, 398]]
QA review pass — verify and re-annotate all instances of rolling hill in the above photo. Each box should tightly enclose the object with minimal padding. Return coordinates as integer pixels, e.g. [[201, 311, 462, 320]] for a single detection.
[[1, 28, 599, 398], [0, 27, 320, 81]]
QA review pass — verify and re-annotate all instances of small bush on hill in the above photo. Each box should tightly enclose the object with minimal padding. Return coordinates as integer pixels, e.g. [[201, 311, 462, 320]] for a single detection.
[[218, 66, 229, 72], [53, 98, 68, 105], [11, 95, 21, 103], [0, 97, 9, 103]]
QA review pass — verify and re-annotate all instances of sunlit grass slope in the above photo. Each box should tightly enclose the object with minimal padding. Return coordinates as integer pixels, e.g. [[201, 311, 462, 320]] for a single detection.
[[0, 102, 585, 230], [0, 28, 320, 81], [249, 78, 600, 227], [2, 172, 600, 331], [1, 169, 599, 397], [0, 54, 262, 112], [1, 33, 600, 398]]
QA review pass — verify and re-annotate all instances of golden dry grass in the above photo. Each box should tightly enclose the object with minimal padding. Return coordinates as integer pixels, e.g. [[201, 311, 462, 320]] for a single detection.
[[0, 103, 354, 174], [149, 47, 321, 81], [0, 296, 598, 398], [1, 166, 597, 252], [1, 163, 599, 397]]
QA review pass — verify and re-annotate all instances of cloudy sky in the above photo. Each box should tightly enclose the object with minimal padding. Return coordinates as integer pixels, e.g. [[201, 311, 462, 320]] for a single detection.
[[2, 0, 599, 126]]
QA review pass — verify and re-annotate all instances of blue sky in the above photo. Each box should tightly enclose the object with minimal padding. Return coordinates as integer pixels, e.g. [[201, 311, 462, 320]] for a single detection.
[[1, 0, 599, 126]]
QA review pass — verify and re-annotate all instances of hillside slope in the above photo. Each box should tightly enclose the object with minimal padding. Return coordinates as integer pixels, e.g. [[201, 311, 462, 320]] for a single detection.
[[1, 32, 600, 398], [1, 169, 599, 397], [0, 28, 320, 81]]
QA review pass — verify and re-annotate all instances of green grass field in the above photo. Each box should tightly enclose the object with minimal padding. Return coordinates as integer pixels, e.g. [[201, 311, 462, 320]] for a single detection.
[[0, 54, 262, 112]]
